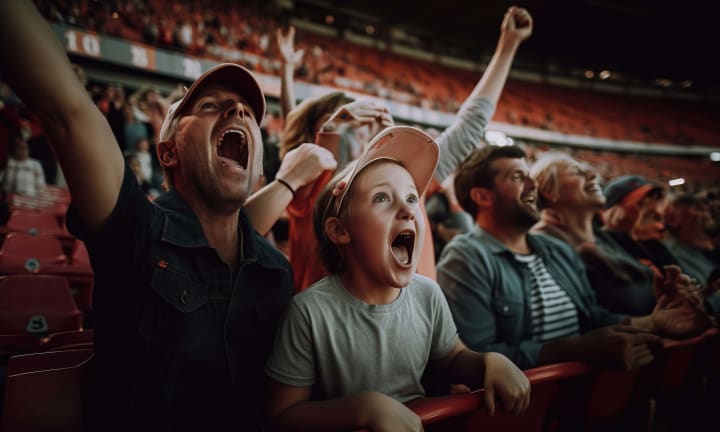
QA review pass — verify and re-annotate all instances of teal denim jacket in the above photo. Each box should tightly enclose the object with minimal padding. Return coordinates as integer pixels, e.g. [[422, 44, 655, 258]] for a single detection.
[[437, 225, 624, 369]]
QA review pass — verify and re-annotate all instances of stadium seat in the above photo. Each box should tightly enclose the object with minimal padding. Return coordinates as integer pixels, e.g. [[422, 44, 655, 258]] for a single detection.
[[1, 348, 94, 432], [0, 329, 94, 357], [356, 361, 594, 432], [0, 232, 68, 274], [6, 210, 63, 234], [0, 274, 82, 335]]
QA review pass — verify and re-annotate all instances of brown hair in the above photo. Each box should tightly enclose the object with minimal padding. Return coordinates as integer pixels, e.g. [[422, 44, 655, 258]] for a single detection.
[[454, 145, 527, 218], [280, 91, 348, 158]]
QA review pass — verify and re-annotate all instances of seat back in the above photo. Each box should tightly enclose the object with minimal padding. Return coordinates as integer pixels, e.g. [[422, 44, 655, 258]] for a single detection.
[[0, 274, 82, 335], [1, 349, 94, 432], [7, 210, 62, 234], [0, 232, 67, 273]]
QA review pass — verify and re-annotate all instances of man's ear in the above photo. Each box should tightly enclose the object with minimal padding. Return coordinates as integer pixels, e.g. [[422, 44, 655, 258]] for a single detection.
[[470, 187, 494, 209], [156, 139, 178, 168], [324, 217, 351, 245]]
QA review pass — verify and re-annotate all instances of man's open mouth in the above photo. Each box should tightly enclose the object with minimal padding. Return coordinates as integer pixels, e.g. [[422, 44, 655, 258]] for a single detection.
[[217, 129, 248, 168], [391, 230, 415, 265]]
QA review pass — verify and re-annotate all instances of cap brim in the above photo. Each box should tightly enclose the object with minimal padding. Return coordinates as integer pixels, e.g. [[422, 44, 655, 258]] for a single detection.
[[159, 63, 265, 141], [335, 126, 439, 212]]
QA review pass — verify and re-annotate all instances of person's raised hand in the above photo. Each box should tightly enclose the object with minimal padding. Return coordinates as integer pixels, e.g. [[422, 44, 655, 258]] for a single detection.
[[500, 6, 533, 45], [323, 99, 394, 142], [275, 143, 337, 193], [277, 26, 304, 66]]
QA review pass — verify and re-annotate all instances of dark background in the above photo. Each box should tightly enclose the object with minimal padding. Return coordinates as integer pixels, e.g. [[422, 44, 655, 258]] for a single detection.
[[295, 0, 717, 89]]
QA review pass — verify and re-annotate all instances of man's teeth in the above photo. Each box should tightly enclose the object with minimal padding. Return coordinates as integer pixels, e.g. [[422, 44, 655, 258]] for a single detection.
[[218, 129, 246, 147]]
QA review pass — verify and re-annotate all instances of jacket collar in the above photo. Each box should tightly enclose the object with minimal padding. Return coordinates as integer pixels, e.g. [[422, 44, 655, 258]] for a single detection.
[[470, 224, 552, 257], [153, 190, 286, 268]]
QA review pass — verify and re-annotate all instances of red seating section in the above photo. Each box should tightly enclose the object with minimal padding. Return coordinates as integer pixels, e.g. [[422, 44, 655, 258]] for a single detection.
[[1, 348, 94, 432], [0, 275, 82, 336]]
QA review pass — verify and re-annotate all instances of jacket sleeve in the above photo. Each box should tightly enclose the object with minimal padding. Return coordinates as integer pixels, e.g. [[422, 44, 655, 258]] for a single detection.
[[437, 239, 542, 370]]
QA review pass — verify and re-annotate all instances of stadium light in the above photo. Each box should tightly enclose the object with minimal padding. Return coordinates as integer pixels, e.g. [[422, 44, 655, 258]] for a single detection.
[[668, 178, 685, 187], [485, 130, 513, 146], [710, 152, 720, 162]]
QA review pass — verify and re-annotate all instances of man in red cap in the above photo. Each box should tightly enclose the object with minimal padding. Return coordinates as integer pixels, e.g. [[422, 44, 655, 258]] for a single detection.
[[0, 2, 325, 430]]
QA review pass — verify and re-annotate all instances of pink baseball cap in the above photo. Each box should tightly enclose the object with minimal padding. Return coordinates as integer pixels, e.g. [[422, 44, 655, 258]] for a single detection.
[[332, 125, 439, 214], [158, 63, 265, 142]]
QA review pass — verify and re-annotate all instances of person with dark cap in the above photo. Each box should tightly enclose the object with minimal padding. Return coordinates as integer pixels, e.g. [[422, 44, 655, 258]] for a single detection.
[[602, 174, 681, 271], [664, 193, 720, 286], [0, 2, 327, 430]]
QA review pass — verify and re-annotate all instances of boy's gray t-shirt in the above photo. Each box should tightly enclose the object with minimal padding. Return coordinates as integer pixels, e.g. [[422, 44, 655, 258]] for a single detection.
[[265, 273, 459, 402]]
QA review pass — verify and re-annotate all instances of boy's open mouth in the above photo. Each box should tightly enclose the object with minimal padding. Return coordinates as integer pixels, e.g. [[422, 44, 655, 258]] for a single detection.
[[391, 230, 415, 265], [217, 129, 248, 168]]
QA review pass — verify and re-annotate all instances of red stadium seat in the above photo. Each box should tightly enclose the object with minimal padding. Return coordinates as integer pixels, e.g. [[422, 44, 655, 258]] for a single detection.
[[1, 348, 94, 432], [356, 361, 594, 432], [0, 329, 94, 357], [42, 329, 95, 352], [0, 275, 82, 335], [0, 232, 67, 274], [6, 210, 63, 234]]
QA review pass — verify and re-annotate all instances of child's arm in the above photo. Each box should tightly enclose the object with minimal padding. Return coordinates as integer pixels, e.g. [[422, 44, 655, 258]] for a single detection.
[[431, 340, 531, 416], [266, 381, 423, 432]]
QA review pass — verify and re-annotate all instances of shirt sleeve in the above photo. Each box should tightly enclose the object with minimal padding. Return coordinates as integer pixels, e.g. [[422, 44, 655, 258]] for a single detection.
[[65, 163, 158, 274], [434, 96, 495, 183], [438, 240, 542, 369], [265, 300, 316, 388]]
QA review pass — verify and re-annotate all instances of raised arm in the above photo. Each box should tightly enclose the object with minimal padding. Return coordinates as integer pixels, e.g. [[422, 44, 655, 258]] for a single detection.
[[245, 99, 391, 234], [244, 142, 336, 235], [0, 1, 124, 230], [434, 5, 533, 182], [277, 26, 305, 121]]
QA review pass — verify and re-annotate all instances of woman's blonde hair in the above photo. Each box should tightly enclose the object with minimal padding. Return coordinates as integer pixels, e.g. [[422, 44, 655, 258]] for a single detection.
[[530, 151, 578, 210], [280, 91, 348, 158]]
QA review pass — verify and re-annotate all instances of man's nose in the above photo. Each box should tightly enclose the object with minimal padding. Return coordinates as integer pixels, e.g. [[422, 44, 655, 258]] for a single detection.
[[223, 101, 246, 120]]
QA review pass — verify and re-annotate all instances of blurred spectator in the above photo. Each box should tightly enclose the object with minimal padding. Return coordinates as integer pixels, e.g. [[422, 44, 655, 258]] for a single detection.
[[426, 175, 473, 261], [124, 152, 158, 198], [663, 193, 720, 285], [123, 100, 151, 151], [1, 129, 46, 197], [106, 83, 127, 152], [603, 175, 680, 271], [133, 137, 154, 186], [129, 85, 169, 143]]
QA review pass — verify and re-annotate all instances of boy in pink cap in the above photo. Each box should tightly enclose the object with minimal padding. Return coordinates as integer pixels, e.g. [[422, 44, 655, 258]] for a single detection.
[[265, 126, 530, 430]]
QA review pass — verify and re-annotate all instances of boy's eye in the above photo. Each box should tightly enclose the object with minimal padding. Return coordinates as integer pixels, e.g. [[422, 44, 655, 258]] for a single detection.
[[407, 193, 419, 204], [200, 101, 218, 110], [373, 192, 389, 203]]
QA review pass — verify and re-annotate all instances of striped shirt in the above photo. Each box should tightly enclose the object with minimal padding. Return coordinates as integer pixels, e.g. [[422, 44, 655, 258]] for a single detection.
[[515, 253, 580, 343]]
